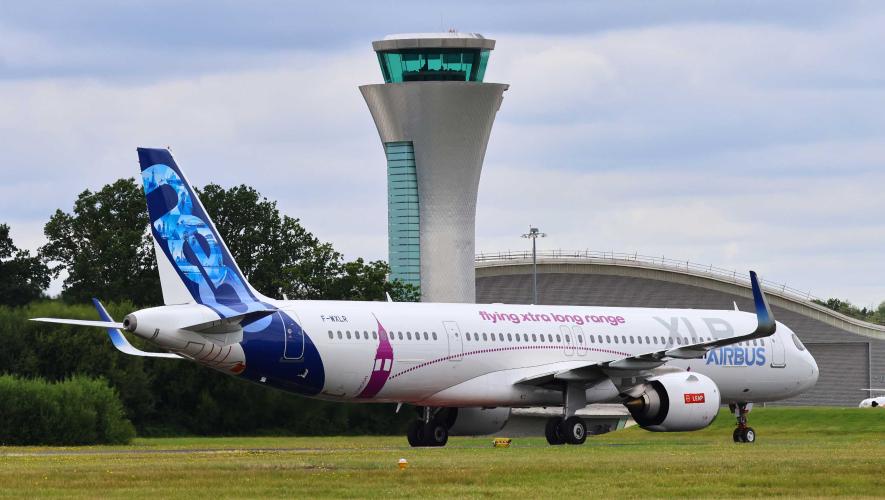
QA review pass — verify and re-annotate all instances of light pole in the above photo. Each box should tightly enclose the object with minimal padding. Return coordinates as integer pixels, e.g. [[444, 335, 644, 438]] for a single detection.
[[521, 226, 546, 304]]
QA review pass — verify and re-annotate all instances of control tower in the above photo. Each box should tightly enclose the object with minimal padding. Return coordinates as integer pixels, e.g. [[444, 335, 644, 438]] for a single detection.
[[360, 32, 508, 303]]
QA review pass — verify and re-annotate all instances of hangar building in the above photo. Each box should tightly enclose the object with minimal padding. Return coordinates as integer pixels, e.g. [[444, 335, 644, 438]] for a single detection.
[[476, 251, 885, 407]]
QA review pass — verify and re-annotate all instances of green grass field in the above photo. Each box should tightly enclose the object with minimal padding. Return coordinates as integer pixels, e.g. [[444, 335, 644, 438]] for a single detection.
[[1, 407, 883, 498]]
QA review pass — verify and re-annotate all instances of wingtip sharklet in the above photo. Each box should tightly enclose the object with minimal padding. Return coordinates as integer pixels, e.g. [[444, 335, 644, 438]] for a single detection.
[[749, 270, 776, 335]]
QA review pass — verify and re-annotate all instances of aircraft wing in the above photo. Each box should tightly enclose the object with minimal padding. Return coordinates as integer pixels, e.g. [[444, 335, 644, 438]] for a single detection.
[[516, 271, 776, 387]]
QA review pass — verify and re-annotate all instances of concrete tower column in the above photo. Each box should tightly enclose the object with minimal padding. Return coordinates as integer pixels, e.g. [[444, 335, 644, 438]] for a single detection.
[[360, 33, 508, 303]]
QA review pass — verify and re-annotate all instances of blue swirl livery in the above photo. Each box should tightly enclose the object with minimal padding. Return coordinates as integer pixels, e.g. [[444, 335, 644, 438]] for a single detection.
[[138, 148, 268, 317], [136, 148, 325, 396]]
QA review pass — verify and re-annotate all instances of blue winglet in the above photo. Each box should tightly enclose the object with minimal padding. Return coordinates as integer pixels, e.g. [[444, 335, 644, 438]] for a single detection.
[[749, 271, 776, 335], [92, 298, 181, 359]]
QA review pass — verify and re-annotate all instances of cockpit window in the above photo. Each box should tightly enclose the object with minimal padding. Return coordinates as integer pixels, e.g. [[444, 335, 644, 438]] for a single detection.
[[791, 333, 806, 351]]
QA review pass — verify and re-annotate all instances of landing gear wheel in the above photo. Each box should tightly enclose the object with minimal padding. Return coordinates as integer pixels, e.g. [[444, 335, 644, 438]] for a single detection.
[[732, 402, 756, 444], [545, 417, 565, 445], [562, 416, 587, 445], [424, 422, 448, 447], [407, 420, 424, 447]]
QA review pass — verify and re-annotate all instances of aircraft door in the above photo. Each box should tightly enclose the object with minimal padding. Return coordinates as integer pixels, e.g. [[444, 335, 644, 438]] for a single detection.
[[282, 311, 305, 360], [769, 336, 786, 368], [561, 325, 574, 356], [573, 326, 587, 356], [443, 321, 463, 361]]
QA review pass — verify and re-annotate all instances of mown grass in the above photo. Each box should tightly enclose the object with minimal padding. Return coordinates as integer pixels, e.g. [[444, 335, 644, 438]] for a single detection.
[[1, 407, 883, 498]]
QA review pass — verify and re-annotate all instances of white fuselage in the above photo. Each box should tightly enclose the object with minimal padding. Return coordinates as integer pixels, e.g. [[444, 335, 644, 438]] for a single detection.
[[265, 300, 818, 408]]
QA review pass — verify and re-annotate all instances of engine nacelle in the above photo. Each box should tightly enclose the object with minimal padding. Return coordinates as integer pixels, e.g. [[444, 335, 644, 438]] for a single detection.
[[625, 372, 721, 432], [446, 407, 511, 436]]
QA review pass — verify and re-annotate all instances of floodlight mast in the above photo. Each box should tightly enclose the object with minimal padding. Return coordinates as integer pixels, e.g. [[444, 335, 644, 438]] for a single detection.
[[521, 226, 546, 304]]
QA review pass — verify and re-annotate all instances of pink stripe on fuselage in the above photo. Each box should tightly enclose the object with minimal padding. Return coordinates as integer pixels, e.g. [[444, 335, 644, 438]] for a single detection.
[[356, 317, 393, 398]]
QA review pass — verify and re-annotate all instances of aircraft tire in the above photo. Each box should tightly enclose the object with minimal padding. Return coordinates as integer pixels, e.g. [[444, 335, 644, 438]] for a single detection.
[[545, 417, 565, 445], [733, 428, 743, 442], [424, 422, 448, 447], [743, 427, 756, 443], [407, 420, 423, 447], [562, 416, 587, 445]]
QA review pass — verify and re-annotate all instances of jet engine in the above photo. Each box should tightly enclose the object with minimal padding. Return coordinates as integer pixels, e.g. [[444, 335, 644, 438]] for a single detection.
[[624, 372, 721, 432], [444, 407, 511, 436]]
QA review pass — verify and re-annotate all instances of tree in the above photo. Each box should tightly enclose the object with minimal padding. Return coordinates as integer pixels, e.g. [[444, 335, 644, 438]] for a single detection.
[[40, 179, 160, 305], [41, 179, 417, 306], [197, 184, 419, 302], [0, 223, 50, 306], [196, 184, 341, 299]]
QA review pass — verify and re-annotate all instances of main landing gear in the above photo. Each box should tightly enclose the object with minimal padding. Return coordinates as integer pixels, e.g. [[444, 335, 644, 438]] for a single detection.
[[406, 407, 449, 447], [730, 402, 756, 443], [544, 415, 587, 445], [545, 382, 588, 445]]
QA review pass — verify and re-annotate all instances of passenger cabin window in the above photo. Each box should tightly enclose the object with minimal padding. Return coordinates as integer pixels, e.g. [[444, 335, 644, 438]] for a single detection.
[[328, 330, 333, 339], [373, 331, 378, 339], [432, 332, 438, 340]]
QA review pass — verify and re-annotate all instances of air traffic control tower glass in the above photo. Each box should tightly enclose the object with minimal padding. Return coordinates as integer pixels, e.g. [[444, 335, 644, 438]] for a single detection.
[[373, 33, 494, 83], [377, 49, 490, 83]]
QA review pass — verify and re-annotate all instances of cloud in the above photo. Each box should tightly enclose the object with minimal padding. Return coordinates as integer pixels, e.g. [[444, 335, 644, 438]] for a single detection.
[[2, 2, 885, 305]]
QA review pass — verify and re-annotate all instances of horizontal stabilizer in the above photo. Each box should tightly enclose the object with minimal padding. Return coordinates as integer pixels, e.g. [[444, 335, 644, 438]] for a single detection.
[[31, 318, 125, 329], [92, 299, 182, 359]]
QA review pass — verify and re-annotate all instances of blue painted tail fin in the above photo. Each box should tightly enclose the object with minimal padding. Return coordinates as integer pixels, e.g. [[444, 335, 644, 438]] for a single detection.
[[137, 148, 271, 317]]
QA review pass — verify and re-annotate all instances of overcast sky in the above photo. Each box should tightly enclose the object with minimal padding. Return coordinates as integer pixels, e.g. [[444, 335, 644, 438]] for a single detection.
[[2, 1, 885, 306]]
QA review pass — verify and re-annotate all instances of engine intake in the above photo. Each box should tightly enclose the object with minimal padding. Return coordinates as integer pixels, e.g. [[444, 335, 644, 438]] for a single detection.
[[625, 372, 721, 432]]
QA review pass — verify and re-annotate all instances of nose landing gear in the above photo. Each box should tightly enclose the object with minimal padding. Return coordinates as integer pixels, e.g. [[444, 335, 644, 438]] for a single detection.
[[730, 402, 756, 443]]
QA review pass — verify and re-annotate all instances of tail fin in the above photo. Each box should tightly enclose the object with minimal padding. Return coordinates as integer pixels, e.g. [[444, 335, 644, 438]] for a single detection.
[[137, 148, 271, 317]]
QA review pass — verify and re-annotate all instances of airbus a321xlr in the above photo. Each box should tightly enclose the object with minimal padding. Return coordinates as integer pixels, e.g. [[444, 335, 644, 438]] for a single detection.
[[35, 148, 819, 447]]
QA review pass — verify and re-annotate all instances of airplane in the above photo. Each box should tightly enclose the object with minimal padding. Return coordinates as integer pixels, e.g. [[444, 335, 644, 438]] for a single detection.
[[33, 147, 819, 447], [859, 389, 885, 408]]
